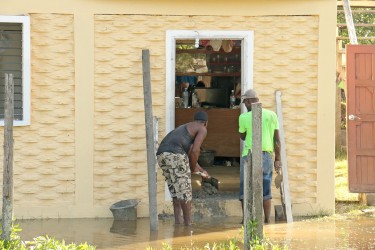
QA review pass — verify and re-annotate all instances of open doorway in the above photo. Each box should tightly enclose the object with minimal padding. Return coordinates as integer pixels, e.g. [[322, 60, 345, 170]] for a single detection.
[[165, 30, 254, 196]]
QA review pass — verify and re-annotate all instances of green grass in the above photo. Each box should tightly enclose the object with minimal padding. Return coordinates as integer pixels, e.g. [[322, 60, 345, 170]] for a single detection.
[[0, 224, 96, 250], [335, 148, 358, 202]]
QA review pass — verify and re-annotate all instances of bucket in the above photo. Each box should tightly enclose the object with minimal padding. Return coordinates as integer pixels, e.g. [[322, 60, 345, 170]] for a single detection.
[[110, 199, 139, 221], [198, 149, 216, 168]]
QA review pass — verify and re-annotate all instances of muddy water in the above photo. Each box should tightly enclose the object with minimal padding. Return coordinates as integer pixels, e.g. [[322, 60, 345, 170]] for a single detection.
[[17, 216, 375, 250], [17, 217, 243, 249]]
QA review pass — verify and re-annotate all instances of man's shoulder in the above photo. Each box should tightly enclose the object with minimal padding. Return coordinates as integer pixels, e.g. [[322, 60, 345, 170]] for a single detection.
[[240, 111, 252, 116], [263, 108, 277, 116], [239, 111, 252, 119]]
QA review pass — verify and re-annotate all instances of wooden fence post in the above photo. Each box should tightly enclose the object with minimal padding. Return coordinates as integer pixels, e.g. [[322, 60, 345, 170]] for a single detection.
[[2, 73, 14, 240], [142, 49, 158, 231], [252, 102, 263, 237], [244, 102, 263, 249], [243, 150, 252, 249]]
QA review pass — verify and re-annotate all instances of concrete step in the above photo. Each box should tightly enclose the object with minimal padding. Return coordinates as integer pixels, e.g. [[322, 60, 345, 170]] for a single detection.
[[192, 197, 242, 219], [191, 165, 242, 218]]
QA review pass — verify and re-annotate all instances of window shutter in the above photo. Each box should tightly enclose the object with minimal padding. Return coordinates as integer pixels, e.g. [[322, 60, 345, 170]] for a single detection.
[[0, 23, 23, 120]]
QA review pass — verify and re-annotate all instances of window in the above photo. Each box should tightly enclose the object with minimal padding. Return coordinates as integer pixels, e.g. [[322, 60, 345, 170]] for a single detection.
[[0, 16, 30, 126]]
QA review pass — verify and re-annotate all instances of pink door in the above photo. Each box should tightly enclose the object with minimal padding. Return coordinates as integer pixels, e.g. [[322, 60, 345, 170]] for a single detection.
[[346, 45, 375, 192]]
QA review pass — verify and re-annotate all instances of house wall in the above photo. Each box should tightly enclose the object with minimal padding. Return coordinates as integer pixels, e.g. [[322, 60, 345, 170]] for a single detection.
[[0, 0, 336, 218]]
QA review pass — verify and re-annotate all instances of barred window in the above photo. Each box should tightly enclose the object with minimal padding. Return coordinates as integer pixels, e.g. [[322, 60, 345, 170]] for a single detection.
[[0, 16, 30, 126]]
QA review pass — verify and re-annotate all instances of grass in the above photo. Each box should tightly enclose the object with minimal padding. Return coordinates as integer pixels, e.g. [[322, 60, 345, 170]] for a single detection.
[[335, 147, 358, 202], [0, 224, 96, 250]]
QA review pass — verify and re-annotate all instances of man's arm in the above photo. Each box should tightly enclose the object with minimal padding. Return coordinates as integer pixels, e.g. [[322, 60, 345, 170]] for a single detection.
[[239, 115, 247, 140], [240, 132, 246, 141], [189, 127, 207, 173], [273, 130, 281, 173]]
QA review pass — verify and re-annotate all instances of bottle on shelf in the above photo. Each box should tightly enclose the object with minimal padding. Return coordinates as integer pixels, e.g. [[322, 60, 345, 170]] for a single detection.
[[191, 90, 200, 108], [182, 88, 189, 108], [230, 89, 236, 108]]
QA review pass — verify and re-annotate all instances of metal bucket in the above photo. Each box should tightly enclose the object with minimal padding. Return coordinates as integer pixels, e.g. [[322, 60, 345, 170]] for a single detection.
[[110, 199, 139, 221], [198, 149, 216, 168]]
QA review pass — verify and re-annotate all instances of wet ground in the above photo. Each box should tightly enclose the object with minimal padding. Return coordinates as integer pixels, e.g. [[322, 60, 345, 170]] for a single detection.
[[16, 165, 375, 249], [17, 213, 375, 250]]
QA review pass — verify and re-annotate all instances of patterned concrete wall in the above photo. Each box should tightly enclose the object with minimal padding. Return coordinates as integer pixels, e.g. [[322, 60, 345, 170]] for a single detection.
[[94, 15, 319, 214], [0, 13, 320, 217], [93, 15, 167, 213], [1, 14, 76, 206]]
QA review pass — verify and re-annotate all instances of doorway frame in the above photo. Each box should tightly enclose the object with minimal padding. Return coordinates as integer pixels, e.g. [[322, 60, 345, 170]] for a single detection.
[[165, 30, 254, 133]]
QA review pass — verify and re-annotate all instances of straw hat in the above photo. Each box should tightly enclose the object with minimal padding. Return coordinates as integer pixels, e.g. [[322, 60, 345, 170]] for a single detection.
[[209, 40, 222, 51], [222, 40, 233, 53]]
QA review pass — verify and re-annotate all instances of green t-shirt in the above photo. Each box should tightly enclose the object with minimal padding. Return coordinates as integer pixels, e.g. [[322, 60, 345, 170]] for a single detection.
[[238, 109, 279, 157]]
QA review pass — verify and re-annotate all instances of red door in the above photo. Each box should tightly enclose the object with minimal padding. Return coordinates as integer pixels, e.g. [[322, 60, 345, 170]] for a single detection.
[[346, 45, 375, 192]]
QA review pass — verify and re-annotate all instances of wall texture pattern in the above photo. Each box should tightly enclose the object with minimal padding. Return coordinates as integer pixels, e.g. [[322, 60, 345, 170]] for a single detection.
[[93, 14, 319, 214], [12, 14, 76, 206]]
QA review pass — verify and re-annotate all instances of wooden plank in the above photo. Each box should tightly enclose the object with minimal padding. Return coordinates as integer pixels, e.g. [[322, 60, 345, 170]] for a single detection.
[[2, 73, 14, 240], [338, 10, 375, 13], [275, 91, 293, 223], [243, 150, 252, 250], [142, 49, 158, 231], [338, 36, 375, 41], [338, 1, 375, 8], [337, 23, 375, 27], [251, 103, 263, 237], [244, 102, 263, 249], [343, 0, 358, 45]]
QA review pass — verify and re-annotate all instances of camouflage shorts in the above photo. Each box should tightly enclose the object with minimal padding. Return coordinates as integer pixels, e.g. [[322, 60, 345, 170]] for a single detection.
[[156, 152, 192, 202]]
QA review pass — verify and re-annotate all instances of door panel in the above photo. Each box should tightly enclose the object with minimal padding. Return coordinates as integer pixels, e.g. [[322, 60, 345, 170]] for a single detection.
[[347, 45, 375, 192]]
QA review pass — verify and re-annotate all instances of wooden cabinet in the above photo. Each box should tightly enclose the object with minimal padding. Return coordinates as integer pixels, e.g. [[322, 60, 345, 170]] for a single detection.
[[175, 108, 241, 157]]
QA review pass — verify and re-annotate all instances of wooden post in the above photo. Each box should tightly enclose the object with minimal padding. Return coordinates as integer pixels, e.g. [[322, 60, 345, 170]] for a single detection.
[[142, 49, 158, 231], [343, 0, 358, 44], [2, 73, 14, 240], [252, 103, 263, 238], [243, 150, 252, 249], [153, 116, 159, 173], [244, 102, 263, 249], [275, 91, 293, 223]]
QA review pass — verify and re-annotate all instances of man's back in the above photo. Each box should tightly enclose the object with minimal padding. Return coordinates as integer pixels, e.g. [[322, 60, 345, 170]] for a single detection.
[[239, 108, 279, 156]]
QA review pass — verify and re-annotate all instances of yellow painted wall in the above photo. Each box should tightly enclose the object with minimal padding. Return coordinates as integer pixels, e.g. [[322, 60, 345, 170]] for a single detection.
[[6, 14, 76, 218], [0, 0, 336, 218]]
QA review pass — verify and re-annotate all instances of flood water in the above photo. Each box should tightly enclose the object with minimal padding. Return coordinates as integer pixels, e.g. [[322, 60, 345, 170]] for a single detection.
[[16, 214, 375, 250]]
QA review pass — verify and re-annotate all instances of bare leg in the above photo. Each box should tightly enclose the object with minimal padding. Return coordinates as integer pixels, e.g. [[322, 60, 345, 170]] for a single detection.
[[173, 198, 183, 224], [180, 200, 192, 226], [263, 199, 271, 224]]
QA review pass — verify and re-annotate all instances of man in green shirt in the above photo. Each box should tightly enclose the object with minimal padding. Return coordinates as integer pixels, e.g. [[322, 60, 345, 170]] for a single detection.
[[239, 89, 281, 224]]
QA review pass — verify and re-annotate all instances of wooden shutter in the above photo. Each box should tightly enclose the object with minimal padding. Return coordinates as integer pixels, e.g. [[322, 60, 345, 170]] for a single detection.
[[0, 23, 23, 120]]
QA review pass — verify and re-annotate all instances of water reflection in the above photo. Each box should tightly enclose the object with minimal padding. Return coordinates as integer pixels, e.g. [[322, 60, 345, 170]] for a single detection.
[[16, 215, 375, 250], [17, 217, 243, 249], [110, 220, 137, 236], [267, 216, 375, 249]]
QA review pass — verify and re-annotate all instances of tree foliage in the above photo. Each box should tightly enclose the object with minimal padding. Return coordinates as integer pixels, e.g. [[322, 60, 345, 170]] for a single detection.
[[337, 6, 375, 47]]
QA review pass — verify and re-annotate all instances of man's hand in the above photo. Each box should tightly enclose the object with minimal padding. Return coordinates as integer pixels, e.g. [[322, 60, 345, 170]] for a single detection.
[[193, 164, 209, 179], [274, 160, 281, 174]]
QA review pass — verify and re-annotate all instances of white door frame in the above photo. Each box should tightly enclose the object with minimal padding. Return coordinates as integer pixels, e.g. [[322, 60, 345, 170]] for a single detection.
[[164, 30, 254, 200], [165, 30, 254, 133]]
